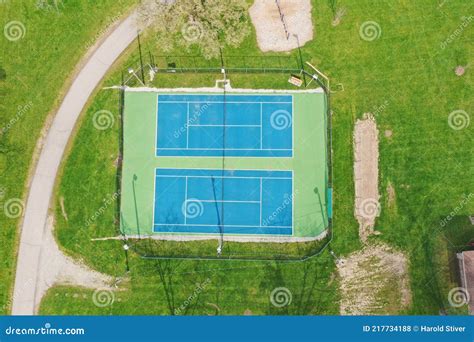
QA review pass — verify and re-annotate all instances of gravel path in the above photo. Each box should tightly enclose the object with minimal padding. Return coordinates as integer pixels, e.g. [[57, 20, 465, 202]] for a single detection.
[[11, 12, 139, 315]]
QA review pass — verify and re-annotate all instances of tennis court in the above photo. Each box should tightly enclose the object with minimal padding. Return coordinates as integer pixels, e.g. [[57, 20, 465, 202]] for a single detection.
[[153, 168, 293, 235], [120, 89, 329, 250], [156, 94, 293, 157]]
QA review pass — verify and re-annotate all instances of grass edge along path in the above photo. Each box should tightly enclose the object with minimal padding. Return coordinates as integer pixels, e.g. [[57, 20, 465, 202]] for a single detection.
[[0, 0, 138, 314]]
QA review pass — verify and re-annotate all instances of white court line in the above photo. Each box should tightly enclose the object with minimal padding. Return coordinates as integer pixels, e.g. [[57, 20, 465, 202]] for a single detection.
[[186, 102, 190, 149], [184, 176, 188, 224], [157, 147, 292, 151], [197, 200, 260, 204], [259, 177, 263, 226], [156, 175, 292, 180], [158, 101, 293, 104], [188, 124, 261, 127], [154, 223, 292, 228]]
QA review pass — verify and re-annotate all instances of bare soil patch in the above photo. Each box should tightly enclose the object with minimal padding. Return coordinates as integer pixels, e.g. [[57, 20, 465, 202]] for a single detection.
[[386, 182, 396, 208], [249, 0, 314, 52], [34, 216, 113, 311], [337, 243, 411, 315], [354, 114, 380, 242]]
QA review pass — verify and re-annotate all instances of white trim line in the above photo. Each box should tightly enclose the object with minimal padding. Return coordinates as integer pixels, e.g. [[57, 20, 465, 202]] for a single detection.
[[126, 87, 324, 94]]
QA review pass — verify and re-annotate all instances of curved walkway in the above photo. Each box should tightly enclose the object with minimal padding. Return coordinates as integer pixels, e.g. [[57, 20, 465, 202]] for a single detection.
[[12, 12, 139, 315]]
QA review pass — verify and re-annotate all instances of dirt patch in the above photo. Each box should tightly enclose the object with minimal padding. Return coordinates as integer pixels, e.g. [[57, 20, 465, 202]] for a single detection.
[[354, 114, 380, 242], [59, 196, 68, 221], [384, 129, 392, 138], [34, 216, 113, 311], [455, 65, 466, 76], [249, 0, 314, 52], [386, 182, 396, 208], [337, 243, 411, 315]]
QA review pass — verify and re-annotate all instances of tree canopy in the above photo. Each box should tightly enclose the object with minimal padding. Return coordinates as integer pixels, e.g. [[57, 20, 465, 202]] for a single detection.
[[138, 0, 250, 59]]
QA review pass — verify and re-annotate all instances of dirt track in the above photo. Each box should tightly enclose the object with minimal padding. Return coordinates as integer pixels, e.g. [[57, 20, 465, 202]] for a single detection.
[[354, 114, 380, 242]]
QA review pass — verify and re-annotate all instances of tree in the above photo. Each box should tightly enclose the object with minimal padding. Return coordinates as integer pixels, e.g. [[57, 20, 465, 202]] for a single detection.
[[137, 0, 250, 59]]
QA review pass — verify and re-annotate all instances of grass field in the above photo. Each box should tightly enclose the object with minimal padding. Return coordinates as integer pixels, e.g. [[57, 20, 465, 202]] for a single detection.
[[39, 0, 473, 314], [0, 0, 138, 314]]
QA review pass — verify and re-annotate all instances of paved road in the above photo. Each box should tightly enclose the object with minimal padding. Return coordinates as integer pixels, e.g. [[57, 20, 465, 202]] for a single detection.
[[12, 12, 138, 315]]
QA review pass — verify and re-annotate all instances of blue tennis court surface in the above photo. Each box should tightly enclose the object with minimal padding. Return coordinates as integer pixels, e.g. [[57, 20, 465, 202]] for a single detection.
[[153, 168, 293, 235], [156, 94, 293, 157]]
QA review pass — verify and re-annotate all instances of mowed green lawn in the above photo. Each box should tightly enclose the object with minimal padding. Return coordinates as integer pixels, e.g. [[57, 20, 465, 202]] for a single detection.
[[40, 0, 472, 314], [0, 0, 137, 314]]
